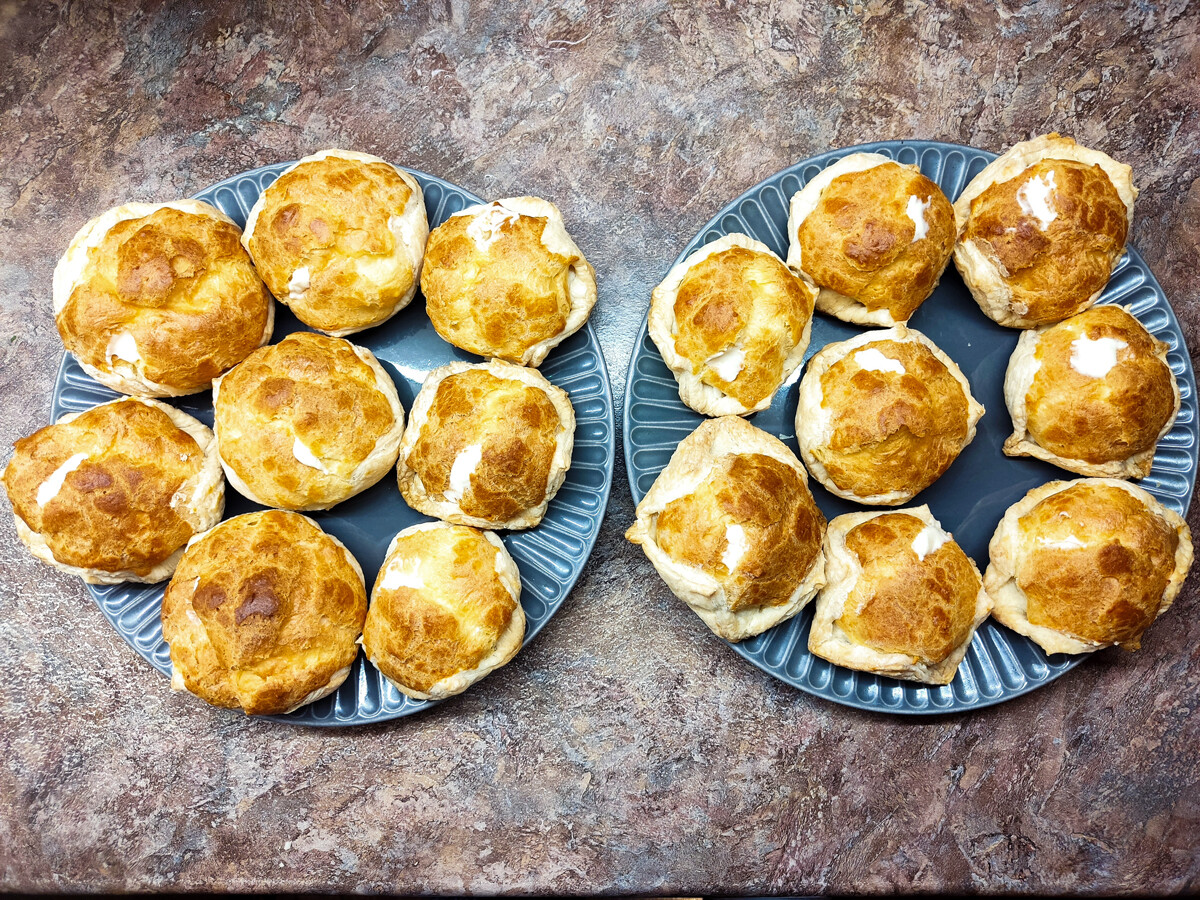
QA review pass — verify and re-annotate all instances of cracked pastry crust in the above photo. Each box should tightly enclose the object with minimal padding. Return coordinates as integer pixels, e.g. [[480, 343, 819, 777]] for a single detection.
[[953, 133, 1136, 328], [420, 196, 597, 367], [784, 152, 956, 327], [625, 415, 827, 642], [795, 325, 985, 506], [808, 506, 991, 685], [1, 397, 224, 584], [1003, 304, 1179, 479], [53, 199, 274, 397], [362, 522, 524, 701], [162, 510, 367, 716], [984, 478, 1192, 655], [243, 149, 429, 337], [213, 332, 405, 512], [396, 359, 574, 530], [649, 233, 817, 416]]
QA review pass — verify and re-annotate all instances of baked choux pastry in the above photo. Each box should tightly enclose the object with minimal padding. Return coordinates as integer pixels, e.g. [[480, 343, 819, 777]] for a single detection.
[[649, 233, 817, 416], [626, 416, 826, 642], [785, 152, 955, 326], [162, 510, 368, 715], [243, 149, 429, 336], [421, 197, 596, 366], [362, 522, 524, 700], [53, 199, 273, 397], [953, 133, 1136, 328], [213, 332, 405, 511]]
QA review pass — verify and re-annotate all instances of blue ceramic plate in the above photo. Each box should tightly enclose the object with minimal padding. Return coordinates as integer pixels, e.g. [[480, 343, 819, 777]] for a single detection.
[[51, 163, 615, 726], [624, 140, 1198, 714]]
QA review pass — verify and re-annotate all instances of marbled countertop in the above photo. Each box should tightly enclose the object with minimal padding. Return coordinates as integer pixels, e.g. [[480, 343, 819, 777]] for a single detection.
[[2, 1, 1198, 894]]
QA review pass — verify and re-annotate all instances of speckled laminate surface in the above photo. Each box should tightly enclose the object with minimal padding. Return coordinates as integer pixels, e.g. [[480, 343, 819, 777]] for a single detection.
[[2, 1, 1199, 894]]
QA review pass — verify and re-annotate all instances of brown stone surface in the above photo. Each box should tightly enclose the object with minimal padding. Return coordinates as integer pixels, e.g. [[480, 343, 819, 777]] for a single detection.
[[2, 0, 1199, 893]]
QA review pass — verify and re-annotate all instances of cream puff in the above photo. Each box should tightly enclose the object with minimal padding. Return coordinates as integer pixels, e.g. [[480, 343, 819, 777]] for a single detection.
[[1, 397, 223, 584], [396, 359, 574, 530], [785, 153, 956, 326], [808, 506, 991, 685], [954, 133, 1136, 328], [243, 149, 429, 336], [984, 478, 1192, 654], [362, 522, 524, 700], [1003, 304, 1179, 478], [53, 199, 274, 397], [649, 233, 817, 416], [626, 416, 826, 642], [795, 325, 985, 505], [420, 197, 596, 366], [213, 332, 405, 511], [162, 510, 367, 716]]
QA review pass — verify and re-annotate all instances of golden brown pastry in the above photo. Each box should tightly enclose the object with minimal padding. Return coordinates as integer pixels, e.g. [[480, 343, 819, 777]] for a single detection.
[[243, 149, 429, 336], [626, 416, 826, 642], [1, 397, 223, 584], [954, 133, 1136, 328], [1003, 304, 1179, 478], [808, 506, 991, 685], [396, 359, 574, 530], [53, 199, 274, 397], [648, 233, 817, 416], [785, 152, 956, 326], [985, 478, 1192, 655], [362, 522, 524, 700], [796, 325, 985, 505], [421, 197, 597, 366], [213, 332, 405, 511], [162, 510, 367, 716]]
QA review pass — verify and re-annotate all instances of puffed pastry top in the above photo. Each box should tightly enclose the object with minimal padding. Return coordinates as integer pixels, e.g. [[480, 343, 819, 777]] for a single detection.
[[795, 325, 985, 506], [1, 397, 224, 584], [243, 149, 429, 336], [162, 510, 368, 716], [953, 133, 1136, 328], [53, 199, 274, 397], [808, 506, 991, 685], [1003, 304, 1179, 479], [213, 332, 405, 511], [396, 359, 574, 530], [984, 478, 1192, 655], [785, 153, 956, 327], [420, 197, 597, 366], [626, 415, 827, 642], [361, 522, 524, 701], [649, 233, 817, 416]]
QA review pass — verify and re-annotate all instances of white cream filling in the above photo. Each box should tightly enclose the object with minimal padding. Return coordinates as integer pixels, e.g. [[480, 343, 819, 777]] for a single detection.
[[381, 556, 425, 591], [465, 204, 520, 251], [445, 443, 483, 504], [105, 333, 141, 366], [1069, 336, 1127, 379], [910, 523, 950, 561], [705, 344, 746, 382], [36, 452, 88, 506], [291, 437, 330, 474], [722, 523, 748, 572], [854, 348, 906, 375], [906, 195, 931, 241], [1038, 535, 1087, 550], [287, 266, 311, 302], [1017, 172, 1057, 230]]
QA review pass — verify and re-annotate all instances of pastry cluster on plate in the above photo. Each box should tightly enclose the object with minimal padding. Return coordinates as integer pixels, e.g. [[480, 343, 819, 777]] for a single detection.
[[631, 133, 1193, 685], [3, 150, 597, 715]]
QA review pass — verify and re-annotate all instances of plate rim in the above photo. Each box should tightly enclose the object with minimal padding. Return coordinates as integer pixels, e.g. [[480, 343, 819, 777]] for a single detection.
[[49, 160, 616, 727], [621, 138, 1197, 715]]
